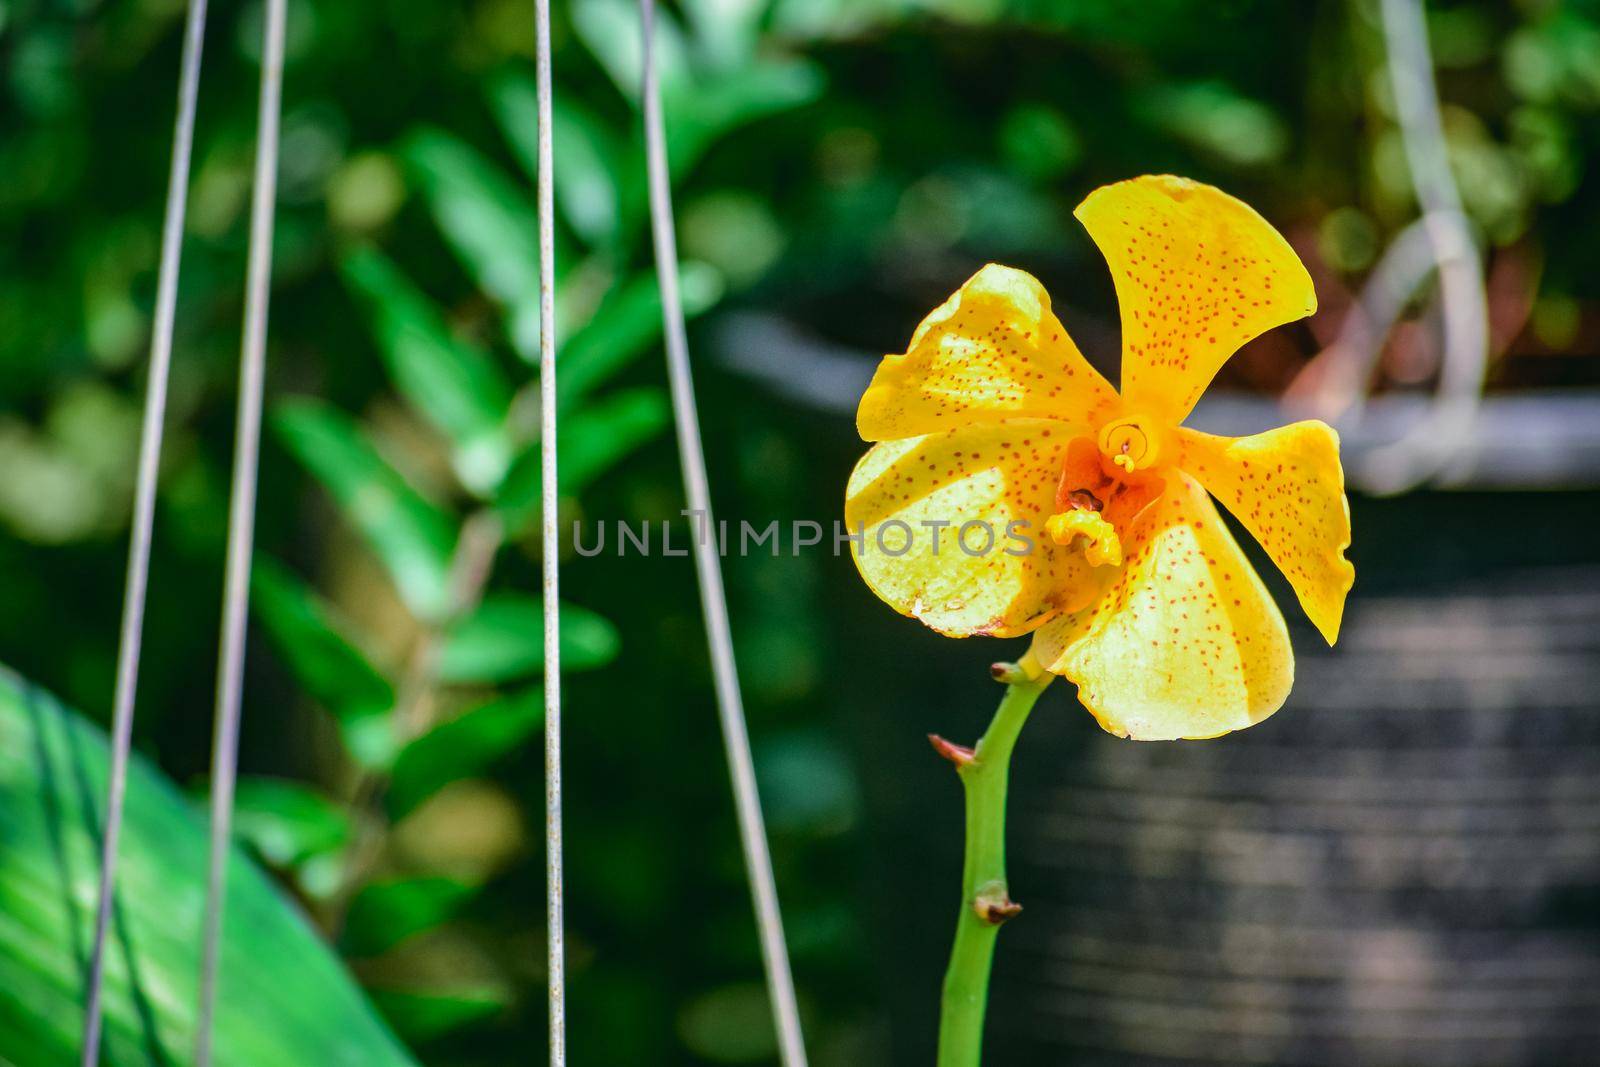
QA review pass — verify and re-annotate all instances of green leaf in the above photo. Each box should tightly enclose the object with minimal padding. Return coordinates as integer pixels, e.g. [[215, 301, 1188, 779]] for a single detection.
[[274, 400, 458, 621], [571, 0, 822, 173], [369, 987, 507, 1044], [681, 0, 766, 71], [340, 248, 513, 493], [557, 268, 722, 409], [437, 596, 619, 685], [498, 386, 671, 530], [232, 776, 353, 869], [560, 387, 672, 492], [677, 983, 780, 1065], [491, 74, 623, 251], [488, 70, 543, 184], [672, 60, 826, 173], [0, 666, 416, 1067], [402, 128, 546, 359], [572, 0, 691, 105], [387, 687, 543, 819], [252, 556, 397, 768], [343, 877, 476, 958]]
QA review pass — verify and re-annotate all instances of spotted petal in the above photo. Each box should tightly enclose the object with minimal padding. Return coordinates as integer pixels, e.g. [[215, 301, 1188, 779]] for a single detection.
[[1075, 175, 1315, 424], [1030, 472, 1293, 740], [846, 421, 1103, 637], [1176, 421, 1354, 644], [857, 264, 1119, 442]]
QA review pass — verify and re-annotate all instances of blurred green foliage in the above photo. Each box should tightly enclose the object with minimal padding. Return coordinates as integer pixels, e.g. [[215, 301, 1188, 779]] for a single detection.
[[3, 0, 1600, 1064]]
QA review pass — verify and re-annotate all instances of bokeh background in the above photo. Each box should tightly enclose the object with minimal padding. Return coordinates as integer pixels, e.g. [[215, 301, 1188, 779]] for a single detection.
[[4, 0, 1600, 1064]]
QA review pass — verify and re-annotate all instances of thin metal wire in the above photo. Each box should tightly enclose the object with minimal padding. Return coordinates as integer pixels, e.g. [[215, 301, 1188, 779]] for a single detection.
[[194, 0, 285, 1062], [81, 2, 211, 1063], [1361, 0, 1488, 494], [534, 0, 565, 1062], [637, 4, 807, 1063], [1301, 209, 1465, 421]]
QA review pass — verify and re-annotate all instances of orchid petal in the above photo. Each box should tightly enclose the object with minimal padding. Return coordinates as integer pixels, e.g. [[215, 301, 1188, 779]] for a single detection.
[[1075, 175, 1315, 424], [846, 422, 1104, 637], [1176, 421, 1354, 644], [1030, 472, 1293, 740], [857, 264, 1119, 442]]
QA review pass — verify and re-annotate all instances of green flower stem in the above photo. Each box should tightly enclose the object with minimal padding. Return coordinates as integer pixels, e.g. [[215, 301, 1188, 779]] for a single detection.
[[936, 662, 1054, 1067]]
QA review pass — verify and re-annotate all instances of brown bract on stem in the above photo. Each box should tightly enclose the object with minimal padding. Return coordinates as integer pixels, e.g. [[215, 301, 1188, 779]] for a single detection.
[[988, 660, 1030, 685], [972, 883, 1023, 925], [928, 733, 976, 768]]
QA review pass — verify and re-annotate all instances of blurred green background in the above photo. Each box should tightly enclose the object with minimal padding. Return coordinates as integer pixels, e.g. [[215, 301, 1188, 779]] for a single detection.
[[3, 0, 1600, 1064]]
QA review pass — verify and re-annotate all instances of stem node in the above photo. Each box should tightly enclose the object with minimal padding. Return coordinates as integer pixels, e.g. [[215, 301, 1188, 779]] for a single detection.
[[972, 883, 1023, 926], [937, 669, 1053, 1066]]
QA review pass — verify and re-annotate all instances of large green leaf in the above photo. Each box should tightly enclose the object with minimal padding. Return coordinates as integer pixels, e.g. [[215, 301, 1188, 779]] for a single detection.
[[274, 400, 458, 622], [0, 665, 417, 1067]]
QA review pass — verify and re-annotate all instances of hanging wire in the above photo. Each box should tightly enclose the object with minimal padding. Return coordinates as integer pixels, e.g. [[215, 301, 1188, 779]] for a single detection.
[[194, 0, 286, 1062], [533, 0, 566, 1062], [637, 3, 807, 1063], [1298, 213, 1444, 422], [81, 2, 211, 1063], [1351, 0, 1487, 494]]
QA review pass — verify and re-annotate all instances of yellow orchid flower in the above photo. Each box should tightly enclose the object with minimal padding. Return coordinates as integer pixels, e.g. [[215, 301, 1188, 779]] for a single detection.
[[846, 174, 1354, 741]]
